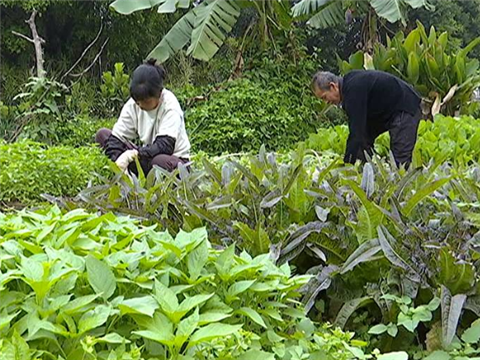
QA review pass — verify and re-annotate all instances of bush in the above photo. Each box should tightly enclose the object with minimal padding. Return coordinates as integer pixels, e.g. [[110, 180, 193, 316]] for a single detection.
[[0, 207, 401, 360], [185, 78, 328, 155], [179, 53, 345, 155], [55, 116, 117, 147], [0, 141, 110, 205]]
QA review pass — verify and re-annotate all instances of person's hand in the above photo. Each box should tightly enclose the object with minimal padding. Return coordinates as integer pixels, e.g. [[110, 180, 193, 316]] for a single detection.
[[115, 149, 138, 172]]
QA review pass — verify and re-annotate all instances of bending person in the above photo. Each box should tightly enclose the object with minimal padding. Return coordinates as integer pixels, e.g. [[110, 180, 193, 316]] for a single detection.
[[312, 70, 422, 167]]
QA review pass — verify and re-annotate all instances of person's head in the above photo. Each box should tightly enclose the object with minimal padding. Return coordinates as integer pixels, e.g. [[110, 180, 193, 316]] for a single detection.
[[312, 71, 342, 105], [130, 58, 166, 111]]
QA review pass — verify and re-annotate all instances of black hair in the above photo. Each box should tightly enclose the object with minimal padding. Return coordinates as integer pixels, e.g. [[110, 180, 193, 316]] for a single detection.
[[130, 58, 166, 101]]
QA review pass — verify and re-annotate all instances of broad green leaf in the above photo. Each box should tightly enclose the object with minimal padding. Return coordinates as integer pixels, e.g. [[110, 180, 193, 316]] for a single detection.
[[198, 311, 231, 325], [154, 279, 178, 314], [403, 177, 450, 215], [186, 239, 208, 281], [237, 350, 275, 360], [236, 307, 266, 328], [226, 280, 256, 299], [371, 0, 428, 24], [368, 324, 388, 335], [78, 305, 111, 334], [398, 312, 417, 332], [110, 0, 164, 15], [98, 333, 131, 344], [175, 308, 199, 348], [291, 0, 330, 17], [306, 0, 345, 29], [85, 255, 116, 300], [176, 294, 214, 320], [423, 351, 450, 360], [404, 28, 420, 53], [377, 226, 420, 282], [438, 248, 475, 295], [387, 323, 398, 337], [0, 310, 19, 331], [347, 180, 383, 243], [407, 52, 420, 84], [186, 0, 241, 61], [6, 331, 30, 360], [148, 10, 196, 62], [189, 323, 242, 346], [335, 297, 372, 329], [377, 352, 409, 360], [134, 312, 175, 345], [340, 238, 381, 274], [62, 294, 99, 315], [133, 329, 175, 346], [462, 319, 480, 344], [118, 296, 159, 317]]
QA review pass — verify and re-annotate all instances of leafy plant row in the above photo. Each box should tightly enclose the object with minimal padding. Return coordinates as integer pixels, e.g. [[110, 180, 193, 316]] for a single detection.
[[0, 141, 110, 206], [305, 115, 480, 167], [0, 207, 403, 360], [64, 142, 480, 357]]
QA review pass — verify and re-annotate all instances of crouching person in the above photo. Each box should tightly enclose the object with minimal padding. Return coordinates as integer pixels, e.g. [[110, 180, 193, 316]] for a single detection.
[[96, 59, 190, 175]]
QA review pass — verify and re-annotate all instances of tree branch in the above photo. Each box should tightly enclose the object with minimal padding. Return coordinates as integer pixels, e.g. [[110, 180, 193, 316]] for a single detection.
[[11, 30, 34, 43], [70, 38, 110, 78], [61, 22, 104, 81]]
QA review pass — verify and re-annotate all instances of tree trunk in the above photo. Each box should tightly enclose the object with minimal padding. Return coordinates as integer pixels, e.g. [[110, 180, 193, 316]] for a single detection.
[[27, 10, 46, 78]]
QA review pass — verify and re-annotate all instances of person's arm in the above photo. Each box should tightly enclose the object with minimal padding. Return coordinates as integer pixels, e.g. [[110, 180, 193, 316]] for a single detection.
[[138, 135, 176, 158], [104, 134, 128, 162], [343, 87, 369, 164], [138, 109, 181, 159]]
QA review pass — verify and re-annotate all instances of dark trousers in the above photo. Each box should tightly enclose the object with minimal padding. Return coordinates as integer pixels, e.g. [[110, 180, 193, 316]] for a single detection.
[[363, 110, 421, 167], [95, 128, 188, 174]]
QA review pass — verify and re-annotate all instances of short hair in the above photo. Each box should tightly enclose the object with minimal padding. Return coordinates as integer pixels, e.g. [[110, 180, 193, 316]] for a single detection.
[[312, 71, 340, 91], [130, 58, 166, 101]]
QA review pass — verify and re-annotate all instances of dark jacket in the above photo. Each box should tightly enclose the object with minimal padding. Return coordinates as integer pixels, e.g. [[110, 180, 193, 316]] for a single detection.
[[342, 70, 421, 163]]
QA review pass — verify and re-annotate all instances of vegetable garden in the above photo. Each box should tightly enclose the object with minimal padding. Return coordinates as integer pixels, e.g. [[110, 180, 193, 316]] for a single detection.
[[3, 1, 480, 359]]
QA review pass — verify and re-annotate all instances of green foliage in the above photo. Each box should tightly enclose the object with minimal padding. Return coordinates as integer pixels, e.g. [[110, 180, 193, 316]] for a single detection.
[[54, 116, 117, 147], [305, 115, 480, 167], [369, 296, 440, 337], [423, 319, 480, 359], [11, 77, 69, 144], [0, 206, 400, 359], [0, 141, 110, 205], [67, 133, 480, 357], [410, 0, 480, 60], [292, 0, 432, 29], [99, 63, 130, 116], [338, 22, 480, 117], [185, 78, 321, 154]]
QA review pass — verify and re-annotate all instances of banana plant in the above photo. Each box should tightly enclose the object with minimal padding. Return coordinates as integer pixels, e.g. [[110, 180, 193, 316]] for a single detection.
[[292, 0, 433, 28], [110, 0, 292, 62], [291, 0, 433, 51]]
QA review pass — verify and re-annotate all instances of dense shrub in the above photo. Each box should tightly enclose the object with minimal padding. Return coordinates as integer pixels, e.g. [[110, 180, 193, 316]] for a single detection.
[[185, 78, 329, 155], [55, 116, 117, 146], [0, 141, 110, 205]]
